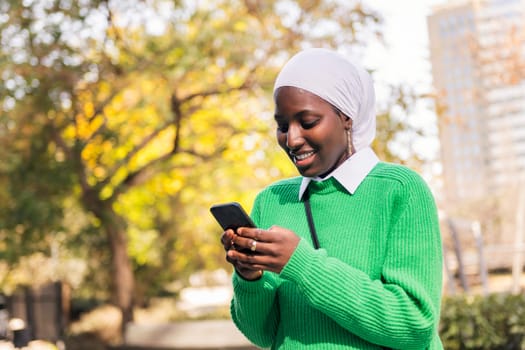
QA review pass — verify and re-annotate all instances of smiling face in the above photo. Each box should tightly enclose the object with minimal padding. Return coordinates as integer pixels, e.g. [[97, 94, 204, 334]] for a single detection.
[[274, 86, 353, 178]]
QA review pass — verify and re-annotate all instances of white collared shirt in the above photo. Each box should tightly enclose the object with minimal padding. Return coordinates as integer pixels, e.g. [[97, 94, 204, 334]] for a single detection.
[[298, 147, 380, 200]]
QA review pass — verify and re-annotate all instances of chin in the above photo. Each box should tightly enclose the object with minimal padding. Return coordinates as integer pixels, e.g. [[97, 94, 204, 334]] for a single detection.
[[297, 168, 318, 178], [296, 168, 309, 177], [299, 167, 332, 179]]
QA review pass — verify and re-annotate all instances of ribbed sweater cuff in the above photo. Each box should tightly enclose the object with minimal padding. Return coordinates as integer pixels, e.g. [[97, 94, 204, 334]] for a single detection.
[[233, 270, 278, 293], [280, 239, 318, 282]]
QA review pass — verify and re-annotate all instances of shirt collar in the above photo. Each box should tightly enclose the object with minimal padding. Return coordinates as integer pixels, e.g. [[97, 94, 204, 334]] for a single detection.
[[298, 147, 379, 200]]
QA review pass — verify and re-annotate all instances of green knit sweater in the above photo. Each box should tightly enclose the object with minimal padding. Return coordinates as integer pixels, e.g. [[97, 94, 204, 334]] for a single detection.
[[230, 162, 443, 349]]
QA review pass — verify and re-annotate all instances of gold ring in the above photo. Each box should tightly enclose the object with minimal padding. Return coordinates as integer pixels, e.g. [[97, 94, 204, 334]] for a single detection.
[[250, 240, 257, 252]]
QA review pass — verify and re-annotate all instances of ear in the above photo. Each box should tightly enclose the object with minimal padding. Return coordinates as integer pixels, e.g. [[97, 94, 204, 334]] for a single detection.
[[334, 108, 352, 130], [343, 115, 353, 131]]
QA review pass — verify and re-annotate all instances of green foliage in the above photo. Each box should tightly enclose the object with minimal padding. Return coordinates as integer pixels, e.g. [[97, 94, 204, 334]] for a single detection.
[[0, 0, 431, 315], [0, 126, 76, 263], [440, 293, 525, 349], [0, 0, 383, 302]]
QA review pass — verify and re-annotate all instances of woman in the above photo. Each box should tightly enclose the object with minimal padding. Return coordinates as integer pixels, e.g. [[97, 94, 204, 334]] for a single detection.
[[221, 48, 443, 349]]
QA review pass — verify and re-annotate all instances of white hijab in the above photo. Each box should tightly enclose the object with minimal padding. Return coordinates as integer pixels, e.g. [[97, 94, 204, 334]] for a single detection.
[[273, 48, 376, 152]]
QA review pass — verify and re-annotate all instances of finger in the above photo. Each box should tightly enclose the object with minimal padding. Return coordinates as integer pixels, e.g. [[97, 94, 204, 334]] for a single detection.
[[228, 248, 253, 261], [237, 258, 276, 274], [237, 227, 266, 241], [231, 236, 267, 254], [254, 228, 263, 241], [235, 257, 265, 271], [229, 248, 269, 269], [220, 232, 229, 246], [236, 253, 284, 274], [220, 229, 236, 249], [226, 254, 237, 265]]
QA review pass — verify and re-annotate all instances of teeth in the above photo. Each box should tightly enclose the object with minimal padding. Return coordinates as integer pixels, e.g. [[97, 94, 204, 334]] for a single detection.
[[295, 152, 314, 160]]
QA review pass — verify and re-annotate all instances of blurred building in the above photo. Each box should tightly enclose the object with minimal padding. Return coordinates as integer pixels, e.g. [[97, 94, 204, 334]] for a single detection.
[[428, 0, 525, 203]]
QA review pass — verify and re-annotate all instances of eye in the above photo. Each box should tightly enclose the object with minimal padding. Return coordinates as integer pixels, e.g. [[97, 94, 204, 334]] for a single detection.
[[277, 123, 289, 133], [301, 120, 318, 129]]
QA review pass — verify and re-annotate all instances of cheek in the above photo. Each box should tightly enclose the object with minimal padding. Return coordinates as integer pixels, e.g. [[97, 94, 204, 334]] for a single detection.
[[335, 134, 350, 157], [321, 129, 347, 155], [276, 131, 287, 150]]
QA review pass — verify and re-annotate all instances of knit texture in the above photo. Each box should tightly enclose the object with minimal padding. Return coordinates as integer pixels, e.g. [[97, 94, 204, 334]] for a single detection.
[[230, 162, 443, 349]]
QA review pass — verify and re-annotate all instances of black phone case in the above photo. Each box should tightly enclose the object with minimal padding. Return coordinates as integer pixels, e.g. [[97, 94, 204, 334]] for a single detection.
[[210, 202, 256, 231]]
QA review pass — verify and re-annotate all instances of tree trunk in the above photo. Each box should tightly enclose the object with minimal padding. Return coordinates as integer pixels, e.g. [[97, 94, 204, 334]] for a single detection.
[[83, 190, 135, 337], [105, 214, 135, 335]]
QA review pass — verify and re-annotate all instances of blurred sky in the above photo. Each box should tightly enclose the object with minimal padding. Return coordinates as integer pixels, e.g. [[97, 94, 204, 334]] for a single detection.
[[365, 0, 446, 93], [363, 0, 447, 178]]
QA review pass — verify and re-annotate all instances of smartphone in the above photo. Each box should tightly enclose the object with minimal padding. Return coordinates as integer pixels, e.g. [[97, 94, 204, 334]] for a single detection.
[[210, 202, 256, 231]]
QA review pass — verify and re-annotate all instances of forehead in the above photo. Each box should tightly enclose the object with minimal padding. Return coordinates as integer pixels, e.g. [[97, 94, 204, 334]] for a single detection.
[[274, 86, 332, 111]]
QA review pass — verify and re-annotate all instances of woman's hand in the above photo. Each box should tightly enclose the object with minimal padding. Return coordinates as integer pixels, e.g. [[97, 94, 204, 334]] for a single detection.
[[228, 226, 301, 274], [221, 229, 263, 280]]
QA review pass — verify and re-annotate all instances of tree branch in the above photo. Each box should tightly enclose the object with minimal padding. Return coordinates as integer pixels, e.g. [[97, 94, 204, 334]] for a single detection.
[[99, 119, 174, 189], [104, 63, 259, 202], [108, 150, 174, 202], [48, 119, 91, 195], [179, 69, 257, 104], [108, 141, 231, 203]]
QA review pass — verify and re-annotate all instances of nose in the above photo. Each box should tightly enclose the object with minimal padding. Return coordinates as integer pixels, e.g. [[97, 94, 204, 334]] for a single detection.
[[285, 123, 303, 150]]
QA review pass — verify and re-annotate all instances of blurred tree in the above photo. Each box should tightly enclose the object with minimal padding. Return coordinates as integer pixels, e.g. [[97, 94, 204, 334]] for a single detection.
[[0, 0, 384, 330], [374, 84, 432, 169]]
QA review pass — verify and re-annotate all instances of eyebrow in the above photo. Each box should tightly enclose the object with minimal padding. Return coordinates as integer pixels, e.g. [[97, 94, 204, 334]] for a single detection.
[[274, 110, 315, 121]]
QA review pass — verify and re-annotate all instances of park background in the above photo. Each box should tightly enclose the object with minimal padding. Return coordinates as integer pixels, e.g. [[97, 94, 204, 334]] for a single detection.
[[1, 0, 525, 349]]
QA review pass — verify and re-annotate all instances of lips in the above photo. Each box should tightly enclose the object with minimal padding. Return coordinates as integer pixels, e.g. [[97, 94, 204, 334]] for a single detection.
[[291, 151, 315, 164]]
